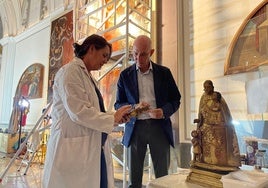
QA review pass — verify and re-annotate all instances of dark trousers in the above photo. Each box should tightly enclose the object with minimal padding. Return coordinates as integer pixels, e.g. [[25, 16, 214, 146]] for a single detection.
[[128, 119, 170, 188]]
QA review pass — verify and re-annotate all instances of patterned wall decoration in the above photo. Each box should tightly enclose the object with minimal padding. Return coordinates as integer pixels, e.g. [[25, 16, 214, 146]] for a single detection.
[[40, 0, 48, 19], [47, 10, 74, 102]]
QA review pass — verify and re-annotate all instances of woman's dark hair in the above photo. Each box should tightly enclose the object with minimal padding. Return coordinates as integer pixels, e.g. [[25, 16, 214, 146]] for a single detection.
[[73, 34, 112, 59]]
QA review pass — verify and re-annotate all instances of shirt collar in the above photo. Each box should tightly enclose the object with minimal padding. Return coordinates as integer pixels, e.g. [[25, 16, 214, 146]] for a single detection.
[[136, 61, 153, 73]]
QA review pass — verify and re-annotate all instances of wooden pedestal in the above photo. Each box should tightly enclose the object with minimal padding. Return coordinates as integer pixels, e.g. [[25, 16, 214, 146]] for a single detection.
[[187, 167, 224, 188], [186, 162, 239, 188]]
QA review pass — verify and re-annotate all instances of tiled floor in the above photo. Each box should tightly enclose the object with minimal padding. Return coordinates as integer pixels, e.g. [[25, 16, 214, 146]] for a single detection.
[[0, 152, 150, 188], [0, 154, 43, 188], [0, 133, 181, 188], [0, 124, 184, 187]]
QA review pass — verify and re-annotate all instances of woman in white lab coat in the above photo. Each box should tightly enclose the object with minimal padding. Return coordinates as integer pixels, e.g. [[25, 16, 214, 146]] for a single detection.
[[43, 34, 131, 188]]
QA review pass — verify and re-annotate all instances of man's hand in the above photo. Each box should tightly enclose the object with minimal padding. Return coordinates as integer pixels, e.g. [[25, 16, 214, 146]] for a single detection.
[[148, 108, 164, 119]]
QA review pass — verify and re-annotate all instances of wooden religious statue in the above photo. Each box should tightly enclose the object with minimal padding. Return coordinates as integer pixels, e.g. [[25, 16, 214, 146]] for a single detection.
[[187, 80, 241, 188]]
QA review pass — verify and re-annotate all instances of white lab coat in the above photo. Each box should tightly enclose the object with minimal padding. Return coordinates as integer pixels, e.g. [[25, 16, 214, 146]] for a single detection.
[[43, 57, 115, 188]]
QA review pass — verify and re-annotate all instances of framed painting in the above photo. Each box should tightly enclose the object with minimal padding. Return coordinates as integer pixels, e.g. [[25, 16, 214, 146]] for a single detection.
[[18, 63, 44, 99], [8, 63, 44, 133]]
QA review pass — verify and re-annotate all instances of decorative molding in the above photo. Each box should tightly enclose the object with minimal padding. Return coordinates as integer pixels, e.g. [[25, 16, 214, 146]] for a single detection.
[[14, 17, 50, 43]]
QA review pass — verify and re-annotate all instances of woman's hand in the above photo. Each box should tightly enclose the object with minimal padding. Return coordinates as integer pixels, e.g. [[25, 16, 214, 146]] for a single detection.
[[114, 105, 132, 125], [129, 101, 150, 117]]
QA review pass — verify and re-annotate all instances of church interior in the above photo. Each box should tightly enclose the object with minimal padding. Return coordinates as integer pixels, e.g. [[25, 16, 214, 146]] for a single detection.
[[0, 0, 268, 187]]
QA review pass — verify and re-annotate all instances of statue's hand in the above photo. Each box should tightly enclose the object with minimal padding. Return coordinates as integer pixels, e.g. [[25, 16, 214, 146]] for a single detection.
[[193, 119, 200, 124]]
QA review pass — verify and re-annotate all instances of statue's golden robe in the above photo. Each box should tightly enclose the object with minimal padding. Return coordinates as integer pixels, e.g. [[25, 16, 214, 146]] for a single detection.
[[197, 92, 240, 167], [188, 82, 240, 188]]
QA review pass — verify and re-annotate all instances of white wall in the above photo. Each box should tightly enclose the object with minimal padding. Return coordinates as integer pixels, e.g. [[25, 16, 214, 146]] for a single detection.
[[186, 0, 267, 141], [13, 21, 51, 126], [0, 37, 17, 127], [160, 0, 266, 143], [0, 0, 74, 130], [0, 18, 51, 129]]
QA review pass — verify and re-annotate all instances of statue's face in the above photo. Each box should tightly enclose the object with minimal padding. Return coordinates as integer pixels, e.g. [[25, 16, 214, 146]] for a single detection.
[[212, 92, 218, 100], [203, 82, 214, 95]]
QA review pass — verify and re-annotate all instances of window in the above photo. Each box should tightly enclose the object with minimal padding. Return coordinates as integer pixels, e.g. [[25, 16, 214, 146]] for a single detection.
[[225, 1, 268, 75]]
